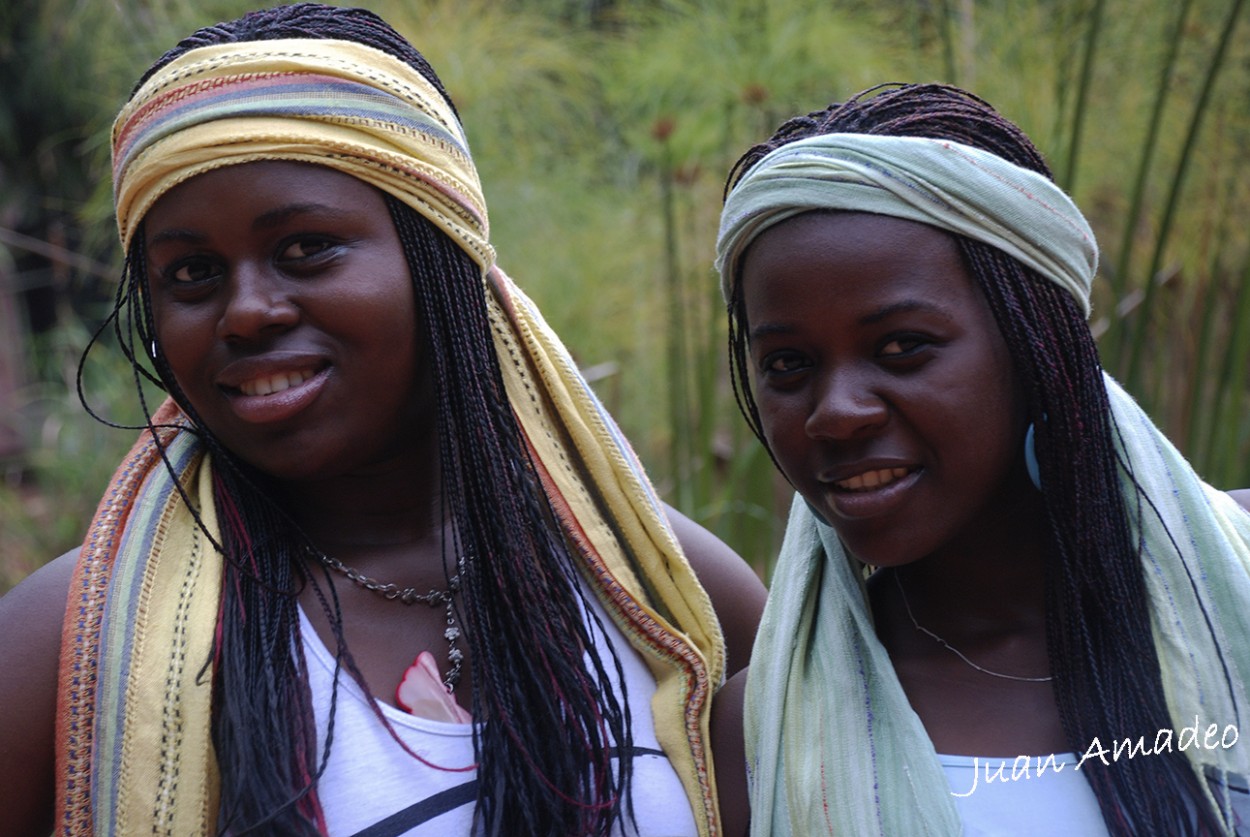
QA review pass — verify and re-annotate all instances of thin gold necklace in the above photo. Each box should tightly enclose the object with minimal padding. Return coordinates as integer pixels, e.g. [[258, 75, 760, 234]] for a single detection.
[[893, 571, 1053, 684]]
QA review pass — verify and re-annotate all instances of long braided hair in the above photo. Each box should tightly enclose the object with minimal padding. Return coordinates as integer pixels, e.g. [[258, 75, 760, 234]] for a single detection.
[[98, 4, 634, 833], [723, 83, 1225, 835]]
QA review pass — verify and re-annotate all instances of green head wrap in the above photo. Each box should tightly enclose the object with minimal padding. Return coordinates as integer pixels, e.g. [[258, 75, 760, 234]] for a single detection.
[[715, 133, 1098, 317]]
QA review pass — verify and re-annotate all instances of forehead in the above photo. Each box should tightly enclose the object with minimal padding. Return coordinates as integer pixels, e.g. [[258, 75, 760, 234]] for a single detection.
[[143, 160, 387, 234], [740, 211, 986, 325]]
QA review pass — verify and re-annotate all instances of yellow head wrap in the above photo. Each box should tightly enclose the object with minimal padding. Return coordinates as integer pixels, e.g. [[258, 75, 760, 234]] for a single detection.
[[112, 38, 494, 271]]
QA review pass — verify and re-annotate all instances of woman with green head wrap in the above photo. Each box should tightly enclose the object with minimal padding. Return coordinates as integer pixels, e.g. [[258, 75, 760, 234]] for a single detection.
[[715, 83, 1250, 836]]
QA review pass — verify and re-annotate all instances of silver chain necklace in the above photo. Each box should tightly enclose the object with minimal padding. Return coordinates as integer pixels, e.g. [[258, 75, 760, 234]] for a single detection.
[[893, 571, 1053, 683], [308, 547, 464, 690]]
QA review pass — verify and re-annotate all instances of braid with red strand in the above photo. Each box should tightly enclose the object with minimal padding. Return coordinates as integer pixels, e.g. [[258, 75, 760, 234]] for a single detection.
[[96, 4, 636, 834], [385, 195, 633, 834]]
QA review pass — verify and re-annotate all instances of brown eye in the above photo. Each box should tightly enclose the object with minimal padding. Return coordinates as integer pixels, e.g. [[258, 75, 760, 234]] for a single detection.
[[169, 258, 221, 284], [761, 351, 808, 376], [279, 237, 332, 261], [880, 335, 928, 357]]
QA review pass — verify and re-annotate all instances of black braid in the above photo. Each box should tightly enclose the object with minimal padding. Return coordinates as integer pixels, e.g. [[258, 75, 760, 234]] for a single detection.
[[93, 4, 633, 834], [385, 197, 633, 835], [724, 83, 1226, 836]]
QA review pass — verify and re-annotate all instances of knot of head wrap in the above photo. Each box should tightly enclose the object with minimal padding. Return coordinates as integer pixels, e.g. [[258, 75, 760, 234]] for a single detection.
[[112, 38, 494, 272], [715, 133, 1098, 317]]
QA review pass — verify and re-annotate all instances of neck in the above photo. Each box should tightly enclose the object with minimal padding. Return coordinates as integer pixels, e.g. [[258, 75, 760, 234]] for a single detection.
[[274, 441, 447, 559], [888, 484, 1050, 626]]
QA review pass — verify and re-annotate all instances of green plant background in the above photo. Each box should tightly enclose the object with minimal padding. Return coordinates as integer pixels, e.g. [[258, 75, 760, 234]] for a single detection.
[[2, 0, 1248, 592]]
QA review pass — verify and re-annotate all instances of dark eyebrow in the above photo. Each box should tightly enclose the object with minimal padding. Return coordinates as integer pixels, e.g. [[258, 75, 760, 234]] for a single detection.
[[748, 322, 794, 342], [859, 299, 954, 326], [252, 203, 349, 231], [750, 299, 955, 342], [146, 227, 205, 248]]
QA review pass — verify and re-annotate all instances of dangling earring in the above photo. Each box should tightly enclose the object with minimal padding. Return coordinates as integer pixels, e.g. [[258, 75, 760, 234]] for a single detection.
[[1024, 422, 1041, 490]]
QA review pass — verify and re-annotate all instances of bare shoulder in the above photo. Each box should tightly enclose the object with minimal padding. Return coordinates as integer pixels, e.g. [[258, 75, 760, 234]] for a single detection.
[[0, 546, 77, 670], [1228, 489, 1250, 514], [664, 504, 767, 676], [0, 547, 80, 836]]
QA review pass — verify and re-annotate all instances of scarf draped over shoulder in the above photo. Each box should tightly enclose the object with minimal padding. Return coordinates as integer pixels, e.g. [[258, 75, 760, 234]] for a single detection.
[[716, 132, 1250, 836], [56, 38, 726, 837]]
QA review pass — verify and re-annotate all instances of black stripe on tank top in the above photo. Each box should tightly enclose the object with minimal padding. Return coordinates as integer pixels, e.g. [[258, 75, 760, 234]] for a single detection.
[[348, 780, 478, 837], [344, 747, 668, 836]]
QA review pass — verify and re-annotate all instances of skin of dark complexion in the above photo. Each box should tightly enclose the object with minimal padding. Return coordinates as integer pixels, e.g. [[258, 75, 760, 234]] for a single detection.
[[143, 160, 465, 708], [740, 210, 1029, 570], [739, 211, 1066, 757], [0, 159, 768, 837], [144, 160, 435, 486]]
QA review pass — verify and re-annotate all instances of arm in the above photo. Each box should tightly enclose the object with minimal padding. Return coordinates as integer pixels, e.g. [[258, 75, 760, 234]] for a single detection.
[[664, 504, 767, 677], [1229, 489, 1250, 514], [0, 548, 78, 837]]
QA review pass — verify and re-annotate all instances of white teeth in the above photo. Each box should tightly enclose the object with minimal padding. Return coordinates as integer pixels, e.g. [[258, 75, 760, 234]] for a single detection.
[[836, 467, 910, 492], [239, 369, 315, 397]]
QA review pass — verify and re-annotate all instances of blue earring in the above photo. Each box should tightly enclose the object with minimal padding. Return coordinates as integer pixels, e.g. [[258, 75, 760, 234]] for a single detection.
[[1024, 422, 1041, 490]]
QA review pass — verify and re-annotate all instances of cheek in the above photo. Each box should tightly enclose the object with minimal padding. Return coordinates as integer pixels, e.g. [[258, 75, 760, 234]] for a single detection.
[[944, 352, 1025, 473], [150, 307, 213, 392], [755, 393, 811, 478], [343, 259, 414, 325], [366, 295, 420, 359]]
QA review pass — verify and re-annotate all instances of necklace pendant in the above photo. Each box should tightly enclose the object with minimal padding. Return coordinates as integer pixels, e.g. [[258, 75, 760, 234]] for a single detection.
[[396, 652, 472, 723]]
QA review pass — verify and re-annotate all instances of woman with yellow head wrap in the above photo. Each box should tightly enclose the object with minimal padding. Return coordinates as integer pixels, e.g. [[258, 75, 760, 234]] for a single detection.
[[0, 4, 765, 835]]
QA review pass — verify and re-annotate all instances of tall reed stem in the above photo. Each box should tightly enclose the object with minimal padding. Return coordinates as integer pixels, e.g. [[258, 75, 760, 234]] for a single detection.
[[1123, 0, 1246, 393], [1058, 0, 1106, 192], [1101, 0, 1192, 363]]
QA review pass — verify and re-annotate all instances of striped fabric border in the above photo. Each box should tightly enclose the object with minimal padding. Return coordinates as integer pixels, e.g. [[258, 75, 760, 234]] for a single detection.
[[92, 432, 202, 835], [487, 268, 723, 835], [55, 403, 188, 835], [110, 40, 491, 271]]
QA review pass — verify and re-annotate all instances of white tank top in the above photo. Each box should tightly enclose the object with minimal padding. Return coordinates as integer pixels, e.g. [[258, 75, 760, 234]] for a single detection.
[[300, 585, 699, 836], [940, 753, 1109, 836]]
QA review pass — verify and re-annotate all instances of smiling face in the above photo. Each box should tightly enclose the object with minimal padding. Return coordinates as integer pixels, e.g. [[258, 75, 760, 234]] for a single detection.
[[144, 160, 431, 483], [740, 211, 1031, 567]]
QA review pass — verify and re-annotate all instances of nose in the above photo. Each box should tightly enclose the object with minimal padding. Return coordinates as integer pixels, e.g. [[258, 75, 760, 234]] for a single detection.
[[805, 366, 889, 440], [216, 264, 298, 343]]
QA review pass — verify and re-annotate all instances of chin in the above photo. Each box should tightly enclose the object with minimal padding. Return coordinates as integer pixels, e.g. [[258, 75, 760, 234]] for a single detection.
[[220, 440, 333, 484], [829, 525, 932, 571]]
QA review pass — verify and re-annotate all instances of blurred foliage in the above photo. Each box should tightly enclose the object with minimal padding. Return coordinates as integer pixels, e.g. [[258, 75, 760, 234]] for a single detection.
[[2, 0, 1249, 593]]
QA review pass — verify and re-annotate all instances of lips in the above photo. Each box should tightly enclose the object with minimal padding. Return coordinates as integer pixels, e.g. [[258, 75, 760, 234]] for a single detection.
[[817, 462, 922, 520], [216, 357, 331, 425]]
